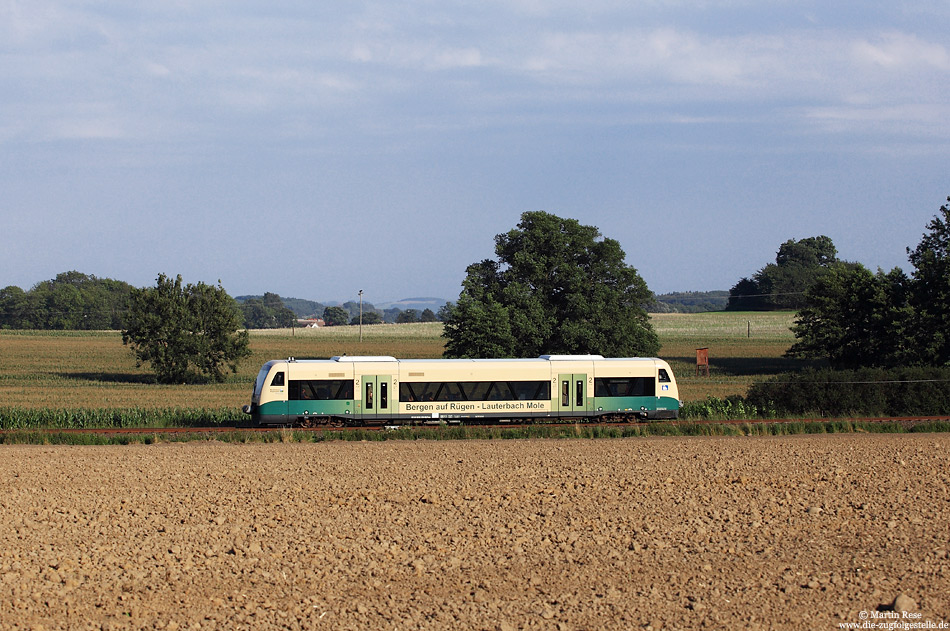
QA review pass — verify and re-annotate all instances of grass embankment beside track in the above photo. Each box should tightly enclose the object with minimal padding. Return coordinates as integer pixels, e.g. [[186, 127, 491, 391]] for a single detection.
[[0, 313, 822, 431], [3, 418, 949, 445]]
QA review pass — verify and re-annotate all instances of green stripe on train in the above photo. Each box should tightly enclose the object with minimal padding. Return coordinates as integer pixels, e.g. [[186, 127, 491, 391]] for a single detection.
[[593, 396, 680, 412]]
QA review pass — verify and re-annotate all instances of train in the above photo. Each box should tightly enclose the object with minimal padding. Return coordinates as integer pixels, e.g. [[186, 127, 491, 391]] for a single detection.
[[243, 354, 680, 426]]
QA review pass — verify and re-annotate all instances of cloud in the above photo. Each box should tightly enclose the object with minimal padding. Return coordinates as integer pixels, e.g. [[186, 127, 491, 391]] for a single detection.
[[3, 2, 948, 147], [803, 103, 950, 140], [851, 32, 950, 70]]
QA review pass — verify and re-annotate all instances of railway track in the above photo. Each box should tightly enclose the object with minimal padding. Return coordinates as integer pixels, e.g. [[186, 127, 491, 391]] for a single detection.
[[4, 415, 948, 436]]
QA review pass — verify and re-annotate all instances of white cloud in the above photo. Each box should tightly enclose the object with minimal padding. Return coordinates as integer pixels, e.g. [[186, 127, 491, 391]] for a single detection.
[[851, 32, 950, 70], [3, 2, 949, 146], [430, 47, 484, 70], [804, 103, 950, 138]]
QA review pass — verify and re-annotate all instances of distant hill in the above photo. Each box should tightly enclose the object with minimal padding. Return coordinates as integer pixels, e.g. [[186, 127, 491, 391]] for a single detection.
[[649, 291, 729, 313]]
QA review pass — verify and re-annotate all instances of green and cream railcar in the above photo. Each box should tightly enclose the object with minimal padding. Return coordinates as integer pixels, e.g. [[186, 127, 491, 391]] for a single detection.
[[244, 355, 679, 426]]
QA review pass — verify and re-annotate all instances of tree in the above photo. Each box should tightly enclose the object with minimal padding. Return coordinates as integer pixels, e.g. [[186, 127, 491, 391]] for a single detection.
[[786, 263, 913, 368], [443, 211, 659, 358], [396, 309, 419, 324], [437, 302, 455, 322], [240, 292, 295, 328], [239, 299, 271, 328], [350, 311, 383, 325], [322, 306, 349, 326], [728, 236, 839, 310], [419, 308, 438, 322], [443, 284, 517, 358], [785, 195, 950, 369], [0, 286, 30, 329], [8, 271, 135, 330], [908, 197, 950, 365], [263, 292, 296, 327], [122, 274, 251, 384]]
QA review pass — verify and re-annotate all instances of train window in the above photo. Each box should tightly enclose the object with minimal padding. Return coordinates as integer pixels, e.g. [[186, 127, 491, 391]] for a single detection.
[[441, 382, 464, 400], [658, 369, 671, 383], [366, 383, 374, 409], [419, 382, 443, 401], [293, 381, 314, 400], [509, 381, 550, 400], [486, 382, 516, 401], [594, 377, 656, 397], [289, 379, 354, 401], [400, 382, 440, 402], [576, 380, 584, 407], [401, 381, 551, 402], [561, 381, 569, 407], [270, 372, 284, 387], [253, 364, 271, 395], [460, 382, 492, 401], [380, 382, 388, 409]]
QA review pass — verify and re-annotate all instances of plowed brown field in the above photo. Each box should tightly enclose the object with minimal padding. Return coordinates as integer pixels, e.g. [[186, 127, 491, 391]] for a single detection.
[[1, 434, 948, 630]]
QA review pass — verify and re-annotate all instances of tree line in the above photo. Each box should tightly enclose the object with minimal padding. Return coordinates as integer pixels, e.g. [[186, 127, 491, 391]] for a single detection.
[[722, 196, 949, 369], [786, 197, 950, 369], [316, 304, 440, 326], [0, 271, 134, 330], [235, 294, 442, 327], [0, 277, 442, 330]]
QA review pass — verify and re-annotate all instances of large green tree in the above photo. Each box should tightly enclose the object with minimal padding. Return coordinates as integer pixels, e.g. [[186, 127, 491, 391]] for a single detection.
[[908, 196, 950, 365], [443, 211, 659, 358], [786, 263, 913, 368], [787, 195, 950, 368], [122, 274, 251, 383], [728, 236, 839, 310]]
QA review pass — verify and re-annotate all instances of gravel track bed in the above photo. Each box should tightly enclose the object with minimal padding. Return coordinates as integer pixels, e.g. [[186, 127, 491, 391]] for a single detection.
[[1, 434, 948, 630]]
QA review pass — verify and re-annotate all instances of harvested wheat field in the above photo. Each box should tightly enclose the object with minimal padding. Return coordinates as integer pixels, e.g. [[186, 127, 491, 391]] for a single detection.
[[1, 434, 948, 631]]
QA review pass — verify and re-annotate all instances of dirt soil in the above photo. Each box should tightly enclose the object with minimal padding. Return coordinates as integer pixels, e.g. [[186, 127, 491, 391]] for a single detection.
[[1, 434, 948, 631]]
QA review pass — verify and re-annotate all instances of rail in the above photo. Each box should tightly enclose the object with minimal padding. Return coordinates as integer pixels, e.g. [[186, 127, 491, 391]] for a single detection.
[[2, 415, 948, 437]]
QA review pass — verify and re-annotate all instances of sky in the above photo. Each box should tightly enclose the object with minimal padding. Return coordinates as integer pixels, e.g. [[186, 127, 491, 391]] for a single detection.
[[2, 1, 948, 305]]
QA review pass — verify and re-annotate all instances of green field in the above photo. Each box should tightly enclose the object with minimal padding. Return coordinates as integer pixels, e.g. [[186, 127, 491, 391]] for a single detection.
[[0, 313, 805, 412], [654, 311, 813, 401]]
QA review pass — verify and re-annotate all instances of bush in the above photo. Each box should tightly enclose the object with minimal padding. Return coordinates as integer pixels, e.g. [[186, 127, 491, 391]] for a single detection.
[[680, 396, 777, 420], [0, 407, 235, 430], [746, 367, 950, 416]]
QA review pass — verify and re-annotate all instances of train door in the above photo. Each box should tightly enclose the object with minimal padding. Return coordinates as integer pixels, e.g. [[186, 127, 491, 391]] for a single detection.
[[358, 374, 392, 422], [557, 373, 592, 417]]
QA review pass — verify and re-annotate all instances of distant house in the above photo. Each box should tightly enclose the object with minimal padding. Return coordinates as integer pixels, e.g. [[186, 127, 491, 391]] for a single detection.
[[298, 318, 325, 328]]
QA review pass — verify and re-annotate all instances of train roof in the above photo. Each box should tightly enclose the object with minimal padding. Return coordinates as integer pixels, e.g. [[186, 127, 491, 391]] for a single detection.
[[274, 355, 665, 364]]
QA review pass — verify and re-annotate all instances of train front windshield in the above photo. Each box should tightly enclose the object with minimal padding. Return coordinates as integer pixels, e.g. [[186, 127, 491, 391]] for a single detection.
[[251, 362, 275, 401]]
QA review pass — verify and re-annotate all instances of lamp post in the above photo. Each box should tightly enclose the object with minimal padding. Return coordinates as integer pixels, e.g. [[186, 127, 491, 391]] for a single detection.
[[358, 290, 363, 343]]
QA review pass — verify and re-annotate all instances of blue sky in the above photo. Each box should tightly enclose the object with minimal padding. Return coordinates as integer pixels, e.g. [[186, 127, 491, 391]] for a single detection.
[[2, 1, 948, 304]]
